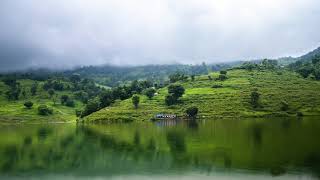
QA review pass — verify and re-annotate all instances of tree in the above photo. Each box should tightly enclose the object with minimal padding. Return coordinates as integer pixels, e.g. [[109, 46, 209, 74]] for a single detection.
[[168, 84, 185, 99], [312, 55, 320, 65], [24, 101, 33, 109], [48, 89, 55, 99], [186, 106, 198, 118], [220, 70, 227, 75], [132, 95, 140, 109], [30, 83, 38, 96], [38, 105, 53, 116], [81, 99, 101, 117], [70, 73, 81, 83], [208, 75, 212, 80], [165, 94, 177, 106], [218, 74, 227, 81], [191, 75, 195, 81], [65, 99, 75, 107], [99, 90, 114, 108], [144, 88, 156, 99], [60, 95, 69, 105], [251, 90, 260, 108]]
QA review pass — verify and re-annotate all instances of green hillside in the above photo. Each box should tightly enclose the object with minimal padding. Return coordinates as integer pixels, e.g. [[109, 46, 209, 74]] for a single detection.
[[84, 69, 320, 122], [0, 79, 83, 123]]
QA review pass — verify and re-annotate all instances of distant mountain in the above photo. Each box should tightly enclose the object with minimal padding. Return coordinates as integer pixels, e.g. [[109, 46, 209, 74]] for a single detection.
[[296, 46, 320, 62]]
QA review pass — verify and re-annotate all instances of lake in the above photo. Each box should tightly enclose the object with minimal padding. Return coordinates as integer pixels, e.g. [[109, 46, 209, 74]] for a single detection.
[[0, 117, 319, 179]]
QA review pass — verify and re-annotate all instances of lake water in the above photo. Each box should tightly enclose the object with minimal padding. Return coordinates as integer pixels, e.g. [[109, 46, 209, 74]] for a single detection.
[[0, 117, 320, 179]]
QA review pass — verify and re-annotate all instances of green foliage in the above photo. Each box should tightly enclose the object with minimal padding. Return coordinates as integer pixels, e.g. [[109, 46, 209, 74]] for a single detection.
[[212, 84, 223, 88], [208, 75, 212, 80], [99, 90, 114, 108], [169, 72, 188, 83], [24, 101, 33, 109], [250, 90, 260, 108], [60, 95, 69, 105], [185, 106, 198, 117], [48, 89, 55, 98], [168, 84, 185, 98], [280, 101, 289, 111], [38, 105, 53, 116], [218, 74, 228, 81], [132, 95, 140, 109], [220, 70, 227, 75], [144, 88, 156, 99], [70, 73, 81, 83], [165, 94, 177, 106], [65, 99, 75, 107], [30, 83, 38, 96], [191, 75, 195, 81], [81, 99, 100, 117]]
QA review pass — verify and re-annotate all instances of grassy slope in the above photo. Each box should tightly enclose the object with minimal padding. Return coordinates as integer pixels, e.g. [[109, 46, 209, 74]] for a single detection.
[[85, 69, 320, 122], [0, 80, 82, 123]]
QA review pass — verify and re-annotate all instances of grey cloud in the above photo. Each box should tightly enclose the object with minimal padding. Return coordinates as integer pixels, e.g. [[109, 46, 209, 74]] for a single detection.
[[0, 0, 320, 71]]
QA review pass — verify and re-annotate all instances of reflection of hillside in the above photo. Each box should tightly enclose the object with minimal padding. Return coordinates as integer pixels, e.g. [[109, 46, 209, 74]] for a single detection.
[[0, 118, 320, 177]]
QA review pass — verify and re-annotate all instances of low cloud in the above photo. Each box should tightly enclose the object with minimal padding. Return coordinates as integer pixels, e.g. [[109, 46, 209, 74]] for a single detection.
[[0, 0, 320, 71]]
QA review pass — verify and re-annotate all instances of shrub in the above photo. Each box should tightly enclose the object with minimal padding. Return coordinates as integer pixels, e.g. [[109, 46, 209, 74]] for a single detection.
[[81, 99, 101, 117], [165, 94, 177, 106], [132, 95, 140, 109], [144, 88, 156, 99], [280, 101, 289, 111], [250, 90, 260, 108], [60, 95, 69, 105], [218, 74, 228, 81], [186, 106, 199, 117], [38, 105, 53, 116], [191, 75, 195, 81], [75, 110, 82, 117], [24, 101, 33, 109], [168, 84, 185, 98], [220, 70, 227, 75], [208, 75, 213, 80], [65, 99, 75, 107], [212, 84, 223, 88]]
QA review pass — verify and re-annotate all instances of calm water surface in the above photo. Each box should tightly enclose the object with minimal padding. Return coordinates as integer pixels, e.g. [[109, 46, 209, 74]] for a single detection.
[[0, 117, 319, 179]]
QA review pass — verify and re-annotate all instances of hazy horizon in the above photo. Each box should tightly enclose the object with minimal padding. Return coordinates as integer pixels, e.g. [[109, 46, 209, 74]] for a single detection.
[[1, 0, 320, 71]]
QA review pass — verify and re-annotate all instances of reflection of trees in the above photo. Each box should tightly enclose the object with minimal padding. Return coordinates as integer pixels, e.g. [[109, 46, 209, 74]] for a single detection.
[[37, 127, 53, 141], [166, 131, 186, 153], [211, 147, 232, 168], [187, 120, 198, 130], [251, 124, 263, 146]]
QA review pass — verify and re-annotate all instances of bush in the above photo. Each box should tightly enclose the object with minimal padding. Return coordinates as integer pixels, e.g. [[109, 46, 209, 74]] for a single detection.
[[168, 84, 185, 98], [81, 99, 100, 117], [38, 105, 53, 116], [75, 110, 82, 117], [144, 88, 156, 99], [60, 95, 69, 105], [132, 95, 140, 109], [186, 106, 198, 117], [208, 75, 212, 80], [212, 84, 223, 88], [220, 70, 227, 75], [165, 94, 177, 106], [24, 101, 33, 109], [65, 99, 75, 107], [250, 90, 260, 108], [218, 74, 228, 81], [280, 101, 289, 111]]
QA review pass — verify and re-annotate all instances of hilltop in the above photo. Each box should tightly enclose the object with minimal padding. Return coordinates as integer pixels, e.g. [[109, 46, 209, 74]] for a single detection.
[[84, 69, 320, 123]]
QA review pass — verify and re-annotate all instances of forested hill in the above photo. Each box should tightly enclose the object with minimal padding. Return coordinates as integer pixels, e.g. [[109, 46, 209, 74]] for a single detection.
[[297, 46, 320, 63], [66, 63, 232, 87]]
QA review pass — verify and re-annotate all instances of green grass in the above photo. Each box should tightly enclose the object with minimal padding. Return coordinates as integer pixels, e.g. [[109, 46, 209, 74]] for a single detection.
[[85, 69, 320, 122], [0, 80, 83, 123]]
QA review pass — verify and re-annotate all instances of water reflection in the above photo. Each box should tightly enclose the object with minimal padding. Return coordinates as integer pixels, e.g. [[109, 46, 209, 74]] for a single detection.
[[0, 117, 319, 179]]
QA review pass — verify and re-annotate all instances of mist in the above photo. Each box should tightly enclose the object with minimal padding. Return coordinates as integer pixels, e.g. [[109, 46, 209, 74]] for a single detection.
[[0, 0, 320, 71]]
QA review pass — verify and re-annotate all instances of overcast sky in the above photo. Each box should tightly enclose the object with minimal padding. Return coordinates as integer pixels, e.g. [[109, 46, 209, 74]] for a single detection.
[[0, 0, 320, 71]]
